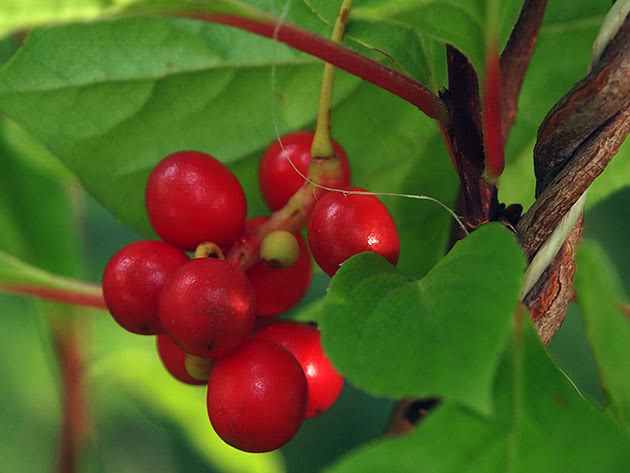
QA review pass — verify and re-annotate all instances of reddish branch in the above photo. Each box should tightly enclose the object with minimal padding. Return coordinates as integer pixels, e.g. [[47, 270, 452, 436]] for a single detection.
[[0, 284, 106, 309], [52, 323, 86, 473], [500, 0, 548, 141], [179, 12, 448, 122], [482, 42, 505, 180]]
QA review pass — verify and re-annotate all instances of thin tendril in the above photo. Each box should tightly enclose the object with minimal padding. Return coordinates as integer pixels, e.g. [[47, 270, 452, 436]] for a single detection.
[[268, 0, 467, 237]]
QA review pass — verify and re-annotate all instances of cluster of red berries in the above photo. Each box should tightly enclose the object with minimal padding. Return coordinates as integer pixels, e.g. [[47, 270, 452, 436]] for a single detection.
[[101, 131, 399, 453]]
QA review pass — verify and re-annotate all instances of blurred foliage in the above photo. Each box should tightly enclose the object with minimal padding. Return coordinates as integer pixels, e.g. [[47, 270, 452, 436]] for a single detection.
[[0, 0, 629, 472]]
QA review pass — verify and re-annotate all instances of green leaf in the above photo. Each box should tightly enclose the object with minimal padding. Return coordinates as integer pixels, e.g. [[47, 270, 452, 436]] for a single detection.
[[0, 116, 83, 277], [583, 187, 630, 292], [320, 223, 526, 414], [91, 346, 285, 473], [576, 240, 630, 432], [0, 296, 62, 472], [0, 16, 361, 237], [0, 15, 458, 274], [350, 0, 523, 78], [0, 0, 112, 36], [324, 318, 630, 473], [586, 138, 630, 212], [125, 0, 520, 84]]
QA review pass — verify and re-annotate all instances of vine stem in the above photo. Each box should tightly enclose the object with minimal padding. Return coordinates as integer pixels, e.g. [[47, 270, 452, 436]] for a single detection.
[[311, 0, 353, 159], [176, 11, 448, 123]]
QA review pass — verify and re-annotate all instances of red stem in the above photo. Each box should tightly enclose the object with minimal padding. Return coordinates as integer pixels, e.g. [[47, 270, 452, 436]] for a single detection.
[[178, 12, 448, 123], [52, 324, 86, 473], [482, 42, 505, 181], [0, 284, 106, 309]]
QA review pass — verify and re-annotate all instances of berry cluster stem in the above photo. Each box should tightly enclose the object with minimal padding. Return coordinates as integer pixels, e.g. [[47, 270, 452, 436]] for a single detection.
[[311, 0, 354, 159], [226, 0, 355, 272], [227, 178, 319, 271]]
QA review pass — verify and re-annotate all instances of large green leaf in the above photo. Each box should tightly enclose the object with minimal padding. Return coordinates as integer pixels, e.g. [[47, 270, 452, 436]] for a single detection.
[[124, 0, 521, 84], [320, 223, 526, 414], [0, 14, 459, 275], [350, 0, 523, 78], [0, 0, 111, 36], [0, 16, 360, 237], [576, 240, 630, 432], [583, 187, 630, 292], [324, 318, 630, 473], [0, 116, 82, 276]]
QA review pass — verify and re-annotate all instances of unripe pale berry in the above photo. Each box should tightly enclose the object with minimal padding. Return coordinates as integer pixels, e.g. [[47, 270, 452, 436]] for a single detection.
[[156, 334, 205, 385], [259, 131, 351, 211], [184, 354, 215, 382], [159, 258, 256, 358], [145, 150, 247, 250], [256, 321, 343, 418], [207, 338, 307, 452], [102, 240, 189, 334], [244, 217, 312, 317], [308, 187, 400, 276], [260, 230, 300, 268]]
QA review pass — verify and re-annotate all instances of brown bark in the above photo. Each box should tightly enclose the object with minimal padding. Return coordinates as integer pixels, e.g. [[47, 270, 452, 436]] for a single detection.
[[518, 14, 630, 343], [440, 47, 497, 229]]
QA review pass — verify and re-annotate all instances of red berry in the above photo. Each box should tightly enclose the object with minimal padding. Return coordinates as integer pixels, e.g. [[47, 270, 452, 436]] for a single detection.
[[156, 334, 206, 385], [256, 322, 343, 418], [244, 218, 312, 317], [145, 150, 247, 250], [259, 131, 351, 211], [207, 339, 307, 452], [307, 187, 400, 277], [102, 240, 189, 334], [159, 258, 256, 358]]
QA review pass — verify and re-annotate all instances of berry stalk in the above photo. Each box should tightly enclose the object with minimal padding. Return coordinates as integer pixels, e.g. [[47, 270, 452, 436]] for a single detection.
[[311, 0, 353, 159], [227, 0, 355, 271], [226, 180, 319, 270]]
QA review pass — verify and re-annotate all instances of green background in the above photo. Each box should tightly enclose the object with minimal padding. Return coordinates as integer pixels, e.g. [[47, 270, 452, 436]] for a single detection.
[[1, 0, 629, 471]]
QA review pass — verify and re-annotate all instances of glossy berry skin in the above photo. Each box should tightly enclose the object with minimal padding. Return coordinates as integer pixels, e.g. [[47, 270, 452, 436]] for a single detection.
[[244, 218, 312, 317], [156, 334, 206, 385], [102, 240, 189, 334], [159, 258, 256, 358], [308, 187, 400, 277], [146, 150, 247, 250], [256, 322, 343, 418], [207, 339, 307, 452], [259, 131, 351, 211]]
